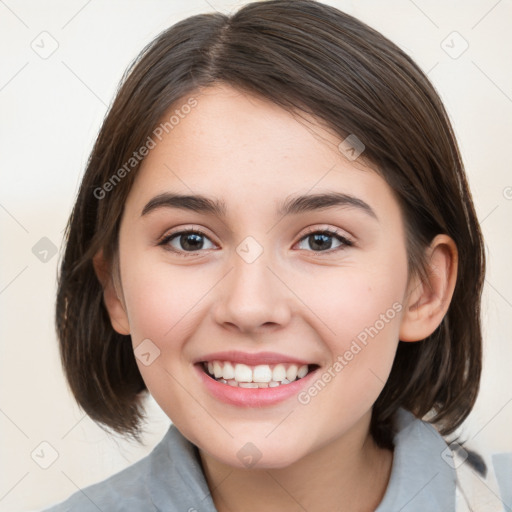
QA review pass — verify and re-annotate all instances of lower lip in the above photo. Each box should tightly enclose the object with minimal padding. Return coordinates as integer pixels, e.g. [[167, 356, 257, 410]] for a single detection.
[[195, 364, 318, 407]]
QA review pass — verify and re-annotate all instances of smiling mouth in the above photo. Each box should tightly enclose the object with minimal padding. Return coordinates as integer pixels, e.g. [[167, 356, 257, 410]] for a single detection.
[[201, 360, 319, 388]]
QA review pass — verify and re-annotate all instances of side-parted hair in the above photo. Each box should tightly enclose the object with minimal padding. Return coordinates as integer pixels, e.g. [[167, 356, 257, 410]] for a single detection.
[[56, 0, 485, 448]]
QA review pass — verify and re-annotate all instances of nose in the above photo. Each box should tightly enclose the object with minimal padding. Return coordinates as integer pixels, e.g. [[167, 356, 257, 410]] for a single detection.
[[212, 250, 292, 334]]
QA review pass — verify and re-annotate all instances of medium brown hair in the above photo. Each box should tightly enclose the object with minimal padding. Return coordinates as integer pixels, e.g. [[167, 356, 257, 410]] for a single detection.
[[56, 0, 485, 447]]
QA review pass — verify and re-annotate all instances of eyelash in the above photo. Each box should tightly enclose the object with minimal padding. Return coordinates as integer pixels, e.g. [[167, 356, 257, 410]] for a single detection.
[[158, 226, 354, 258]]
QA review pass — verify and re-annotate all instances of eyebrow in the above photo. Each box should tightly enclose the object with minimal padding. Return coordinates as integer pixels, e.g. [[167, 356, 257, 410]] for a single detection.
[[141, 191, 378, 221]]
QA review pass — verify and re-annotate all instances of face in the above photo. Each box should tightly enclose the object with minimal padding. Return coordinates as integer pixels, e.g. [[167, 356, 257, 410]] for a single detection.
[[113, 84, 411, 468]]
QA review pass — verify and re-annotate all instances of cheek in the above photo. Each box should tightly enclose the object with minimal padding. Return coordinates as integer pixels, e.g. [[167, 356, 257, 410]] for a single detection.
[[121, 257, 209, 341], [300, 256, 407, 396], [120, 259, 209, 420], [302, 266, 406, 349]]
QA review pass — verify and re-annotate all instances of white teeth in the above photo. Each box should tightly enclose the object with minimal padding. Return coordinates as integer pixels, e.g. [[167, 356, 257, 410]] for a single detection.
[[286, 364, 298, 381], [222, 362, 235, 380], [213, 361, 223, 379], [297, 364, 308, 378], [204, 360, 312, 387], [234, 363, 253, 383], [272, 364, 287, 382], [239, 382, 259, 388], [253, 365, 272, 383]]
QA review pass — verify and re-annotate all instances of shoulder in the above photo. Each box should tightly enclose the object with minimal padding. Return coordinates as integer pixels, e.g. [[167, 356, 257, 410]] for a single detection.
[[376, 408, 508, 512], [42, 423, 217, 512], [41, 442, 157, 512], [376, 408, 457, 512], [42, 424, 181, 512]]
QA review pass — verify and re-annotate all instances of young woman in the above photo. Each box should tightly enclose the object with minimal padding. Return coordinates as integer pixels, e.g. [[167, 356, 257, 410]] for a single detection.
[[46, 1, 489, 510]]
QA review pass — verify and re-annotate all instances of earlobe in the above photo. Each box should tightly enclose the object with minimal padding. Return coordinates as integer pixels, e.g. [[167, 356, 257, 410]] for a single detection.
[[399, 234, 458, 342], [92, 250, 131, 335]]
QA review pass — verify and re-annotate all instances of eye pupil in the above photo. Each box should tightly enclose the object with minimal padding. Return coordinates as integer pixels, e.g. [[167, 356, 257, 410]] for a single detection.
[[181, 233, 204, 251], [309, 233, 332, 251]]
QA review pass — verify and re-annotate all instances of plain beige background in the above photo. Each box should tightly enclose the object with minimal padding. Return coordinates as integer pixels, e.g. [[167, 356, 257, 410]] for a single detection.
[[1, 1, 511, 510]]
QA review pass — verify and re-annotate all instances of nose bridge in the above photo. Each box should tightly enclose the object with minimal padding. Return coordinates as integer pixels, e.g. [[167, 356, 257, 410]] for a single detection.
[[213, 238, 291, 332]]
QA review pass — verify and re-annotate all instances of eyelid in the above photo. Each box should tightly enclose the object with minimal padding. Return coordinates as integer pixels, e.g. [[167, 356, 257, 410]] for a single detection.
[[157, 225, 216, 244], [294, 225, 355, 253], [157, 224, 355, 256], [299, 225, 354, 243], [156, 226, 219, 258]]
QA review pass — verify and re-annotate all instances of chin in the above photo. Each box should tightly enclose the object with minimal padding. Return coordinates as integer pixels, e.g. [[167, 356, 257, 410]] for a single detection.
[[203, 434, 311, 470]]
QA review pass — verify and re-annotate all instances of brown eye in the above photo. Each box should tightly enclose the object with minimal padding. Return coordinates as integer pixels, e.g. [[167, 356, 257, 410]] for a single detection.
[[297, 229, 353, 252], [159, 230, 216, 255]]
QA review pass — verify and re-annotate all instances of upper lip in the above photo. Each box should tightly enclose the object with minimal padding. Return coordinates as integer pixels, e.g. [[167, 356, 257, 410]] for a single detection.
[[196, 350, 313, 366]]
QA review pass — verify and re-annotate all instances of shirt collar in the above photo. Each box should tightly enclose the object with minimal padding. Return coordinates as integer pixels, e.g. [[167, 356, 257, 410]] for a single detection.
[[375, 408, 456, 511], [146, 408, 455, 511]]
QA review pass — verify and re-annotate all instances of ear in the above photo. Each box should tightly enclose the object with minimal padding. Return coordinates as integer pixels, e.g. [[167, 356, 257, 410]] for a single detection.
[[399, 234, 458, 342], [92, 249, 131, 335]]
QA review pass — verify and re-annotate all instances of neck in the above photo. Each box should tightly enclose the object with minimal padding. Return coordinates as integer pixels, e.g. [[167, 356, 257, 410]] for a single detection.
[[198, 411, 393, 512]]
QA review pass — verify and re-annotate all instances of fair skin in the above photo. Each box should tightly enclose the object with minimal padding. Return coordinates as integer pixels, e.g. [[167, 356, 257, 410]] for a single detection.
[[94, 84, 458, 511]]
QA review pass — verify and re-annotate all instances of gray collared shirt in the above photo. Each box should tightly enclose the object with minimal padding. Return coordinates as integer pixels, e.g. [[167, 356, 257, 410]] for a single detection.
[[43, 408, 456, 511]]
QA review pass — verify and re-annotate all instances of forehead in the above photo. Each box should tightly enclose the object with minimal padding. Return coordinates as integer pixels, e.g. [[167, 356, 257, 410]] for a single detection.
[[125, 84, 399, 223]]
